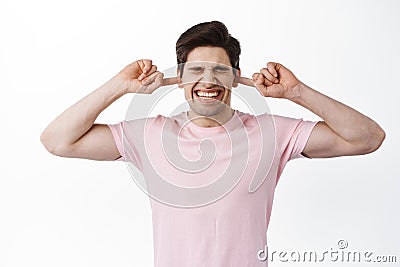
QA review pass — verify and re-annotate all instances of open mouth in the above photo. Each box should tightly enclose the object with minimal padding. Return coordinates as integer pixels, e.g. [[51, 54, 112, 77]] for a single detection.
[[193, 88, 224, 102]]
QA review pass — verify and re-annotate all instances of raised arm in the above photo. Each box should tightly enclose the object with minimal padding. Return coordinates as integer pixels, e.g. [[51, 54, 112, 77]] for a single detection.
[[245, 62, 386, 158], [40, 59, 169, 161]]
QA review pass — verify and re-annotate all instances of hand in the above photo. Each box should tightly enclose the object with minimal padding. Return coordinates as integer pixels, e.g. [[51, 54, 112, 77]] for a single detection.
[[115, 59, 178, 94], [250, 62, 301, 99]]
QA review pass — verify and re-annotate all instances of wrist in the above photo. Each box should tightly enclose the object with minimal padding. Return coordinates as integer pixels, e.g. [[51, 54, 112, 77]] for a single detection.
[[108, 76, 130, 96], [284, 82, 305, 102]]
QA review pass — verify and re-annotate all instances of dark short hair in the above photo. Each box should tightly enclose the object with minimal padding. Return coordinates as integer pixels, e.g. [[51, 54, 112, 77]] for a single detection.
[[176, 21, 241, 74]]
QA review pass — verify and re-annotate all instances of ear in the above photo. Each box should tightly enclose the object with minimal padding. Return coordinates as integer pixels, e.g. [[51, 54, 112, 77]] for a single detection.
[[232, 68, 241, 88], [177, 69, 183, 88]]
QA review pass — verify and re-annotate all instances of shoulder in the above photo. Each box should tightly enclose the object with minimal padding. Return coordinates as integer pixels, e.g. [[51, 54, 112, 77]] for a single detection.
[[235, 110, 277, 128], [269, 114, 318, 135], [235, 110, 315, 136], [123, 113, 172, 126], [127, 111, 187, 130]]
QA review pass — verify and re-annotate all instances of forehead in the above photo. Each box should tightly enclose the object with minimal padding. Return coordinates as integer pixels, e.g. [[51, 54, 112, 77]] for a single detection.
[[186, 46, 231, 66]]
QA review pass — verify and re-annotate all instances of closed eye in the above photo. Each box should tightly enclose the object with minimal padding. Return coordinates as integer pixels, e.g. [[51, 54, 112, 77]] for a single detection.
[[213, 66, 230, 72], [188, 67, 204, 73]]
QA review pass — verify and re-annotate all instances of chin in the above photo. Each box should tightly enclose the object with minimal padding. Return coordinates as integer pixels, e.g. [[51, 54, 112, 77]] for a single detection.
[[188, 99, 231, 117]]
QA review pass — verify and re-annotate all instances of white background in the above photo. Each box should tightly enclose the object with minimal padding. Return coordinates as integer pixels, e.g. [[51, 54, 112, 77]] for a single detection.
[[1, 0, 399, 266]]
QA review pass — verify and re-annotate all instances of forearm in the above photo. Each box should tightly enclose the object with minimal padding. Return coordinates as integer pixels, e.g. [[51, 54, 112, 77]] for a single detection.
[[41, 77, 126, 150], [288, 82, 385, 147]]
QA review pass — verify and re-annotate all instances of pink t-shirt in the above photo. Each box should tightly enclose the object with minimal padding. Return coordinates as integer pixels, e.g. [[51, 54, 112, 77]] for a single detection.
[[108, 110, 318, 267]]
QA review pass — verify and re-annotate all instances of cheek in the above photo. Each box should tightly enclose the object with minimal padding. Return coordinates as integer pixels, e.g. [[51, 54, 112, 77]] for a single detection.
[[219, 76, 235, 89], [224, 88, 232, 102], [183, 87, 193, 99], [224, 88, 230, 98], [182, 73, 201, 84]]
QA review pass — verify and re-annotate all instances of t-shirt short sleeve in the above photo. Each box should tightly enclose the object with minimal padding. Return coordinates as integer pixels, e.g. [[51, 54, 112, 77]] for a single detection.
[[273, 115, 319, 184], [107, 120, 144, 172], [107, 122, 125, 162], [274, 115, 318, 160]]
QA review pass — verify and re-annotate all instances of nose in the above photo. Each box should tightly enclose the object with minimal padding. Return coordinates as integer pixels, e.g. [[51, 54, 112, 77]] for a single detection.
[[202, 68, 216, 84]]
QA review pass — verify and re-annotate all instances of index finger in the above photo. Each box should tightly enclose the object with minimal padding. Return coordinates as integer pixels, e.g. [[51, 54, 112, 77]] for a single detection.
[[162, 77, 179, 86], [238, 77, 256, 87]]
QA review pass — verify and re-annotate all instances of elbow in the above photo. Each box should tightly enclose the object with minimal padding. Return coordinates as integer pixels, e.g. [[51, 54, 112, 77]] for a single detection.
[[40, 131, 70, 157], [40, 130, 57, 155], [362, 127, 386, 154], [374, 128, 386, 151]]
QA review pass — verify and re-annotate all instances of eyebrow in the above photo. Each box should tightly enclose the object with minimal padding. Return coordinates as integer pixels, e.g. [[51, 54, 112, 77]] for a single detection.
[[213, 65, 230, 71], [187, 65, 230, 71], [187, 66, 204, 70]]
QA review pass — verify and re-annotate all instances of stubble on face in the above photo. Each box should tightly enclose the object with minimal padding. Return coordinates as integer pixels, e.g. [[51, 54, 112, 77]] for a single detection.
[[180, 47, 237, 127]]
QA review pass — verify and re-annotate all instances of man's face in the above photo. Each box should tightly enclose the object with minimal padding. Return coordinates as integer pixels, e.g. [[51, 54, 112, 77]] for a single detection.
[[179, 46, 238, 117]]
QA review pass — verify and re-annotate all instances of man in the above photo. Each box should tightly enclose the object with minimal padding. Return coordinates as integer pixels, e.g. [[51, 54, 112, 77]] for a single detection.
[[40, 21, 385, 266]]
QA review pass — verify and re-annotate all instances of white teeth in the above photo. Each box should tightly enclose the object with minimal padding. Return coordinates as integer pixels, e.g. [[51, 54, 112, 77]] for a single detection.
[[196, 91, 219, 97]]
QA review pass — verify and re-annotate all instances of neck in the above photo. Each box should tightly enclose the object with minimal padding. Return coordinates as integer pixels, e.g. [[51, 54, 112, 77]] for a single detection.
[[188, 107, 234, 127]]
